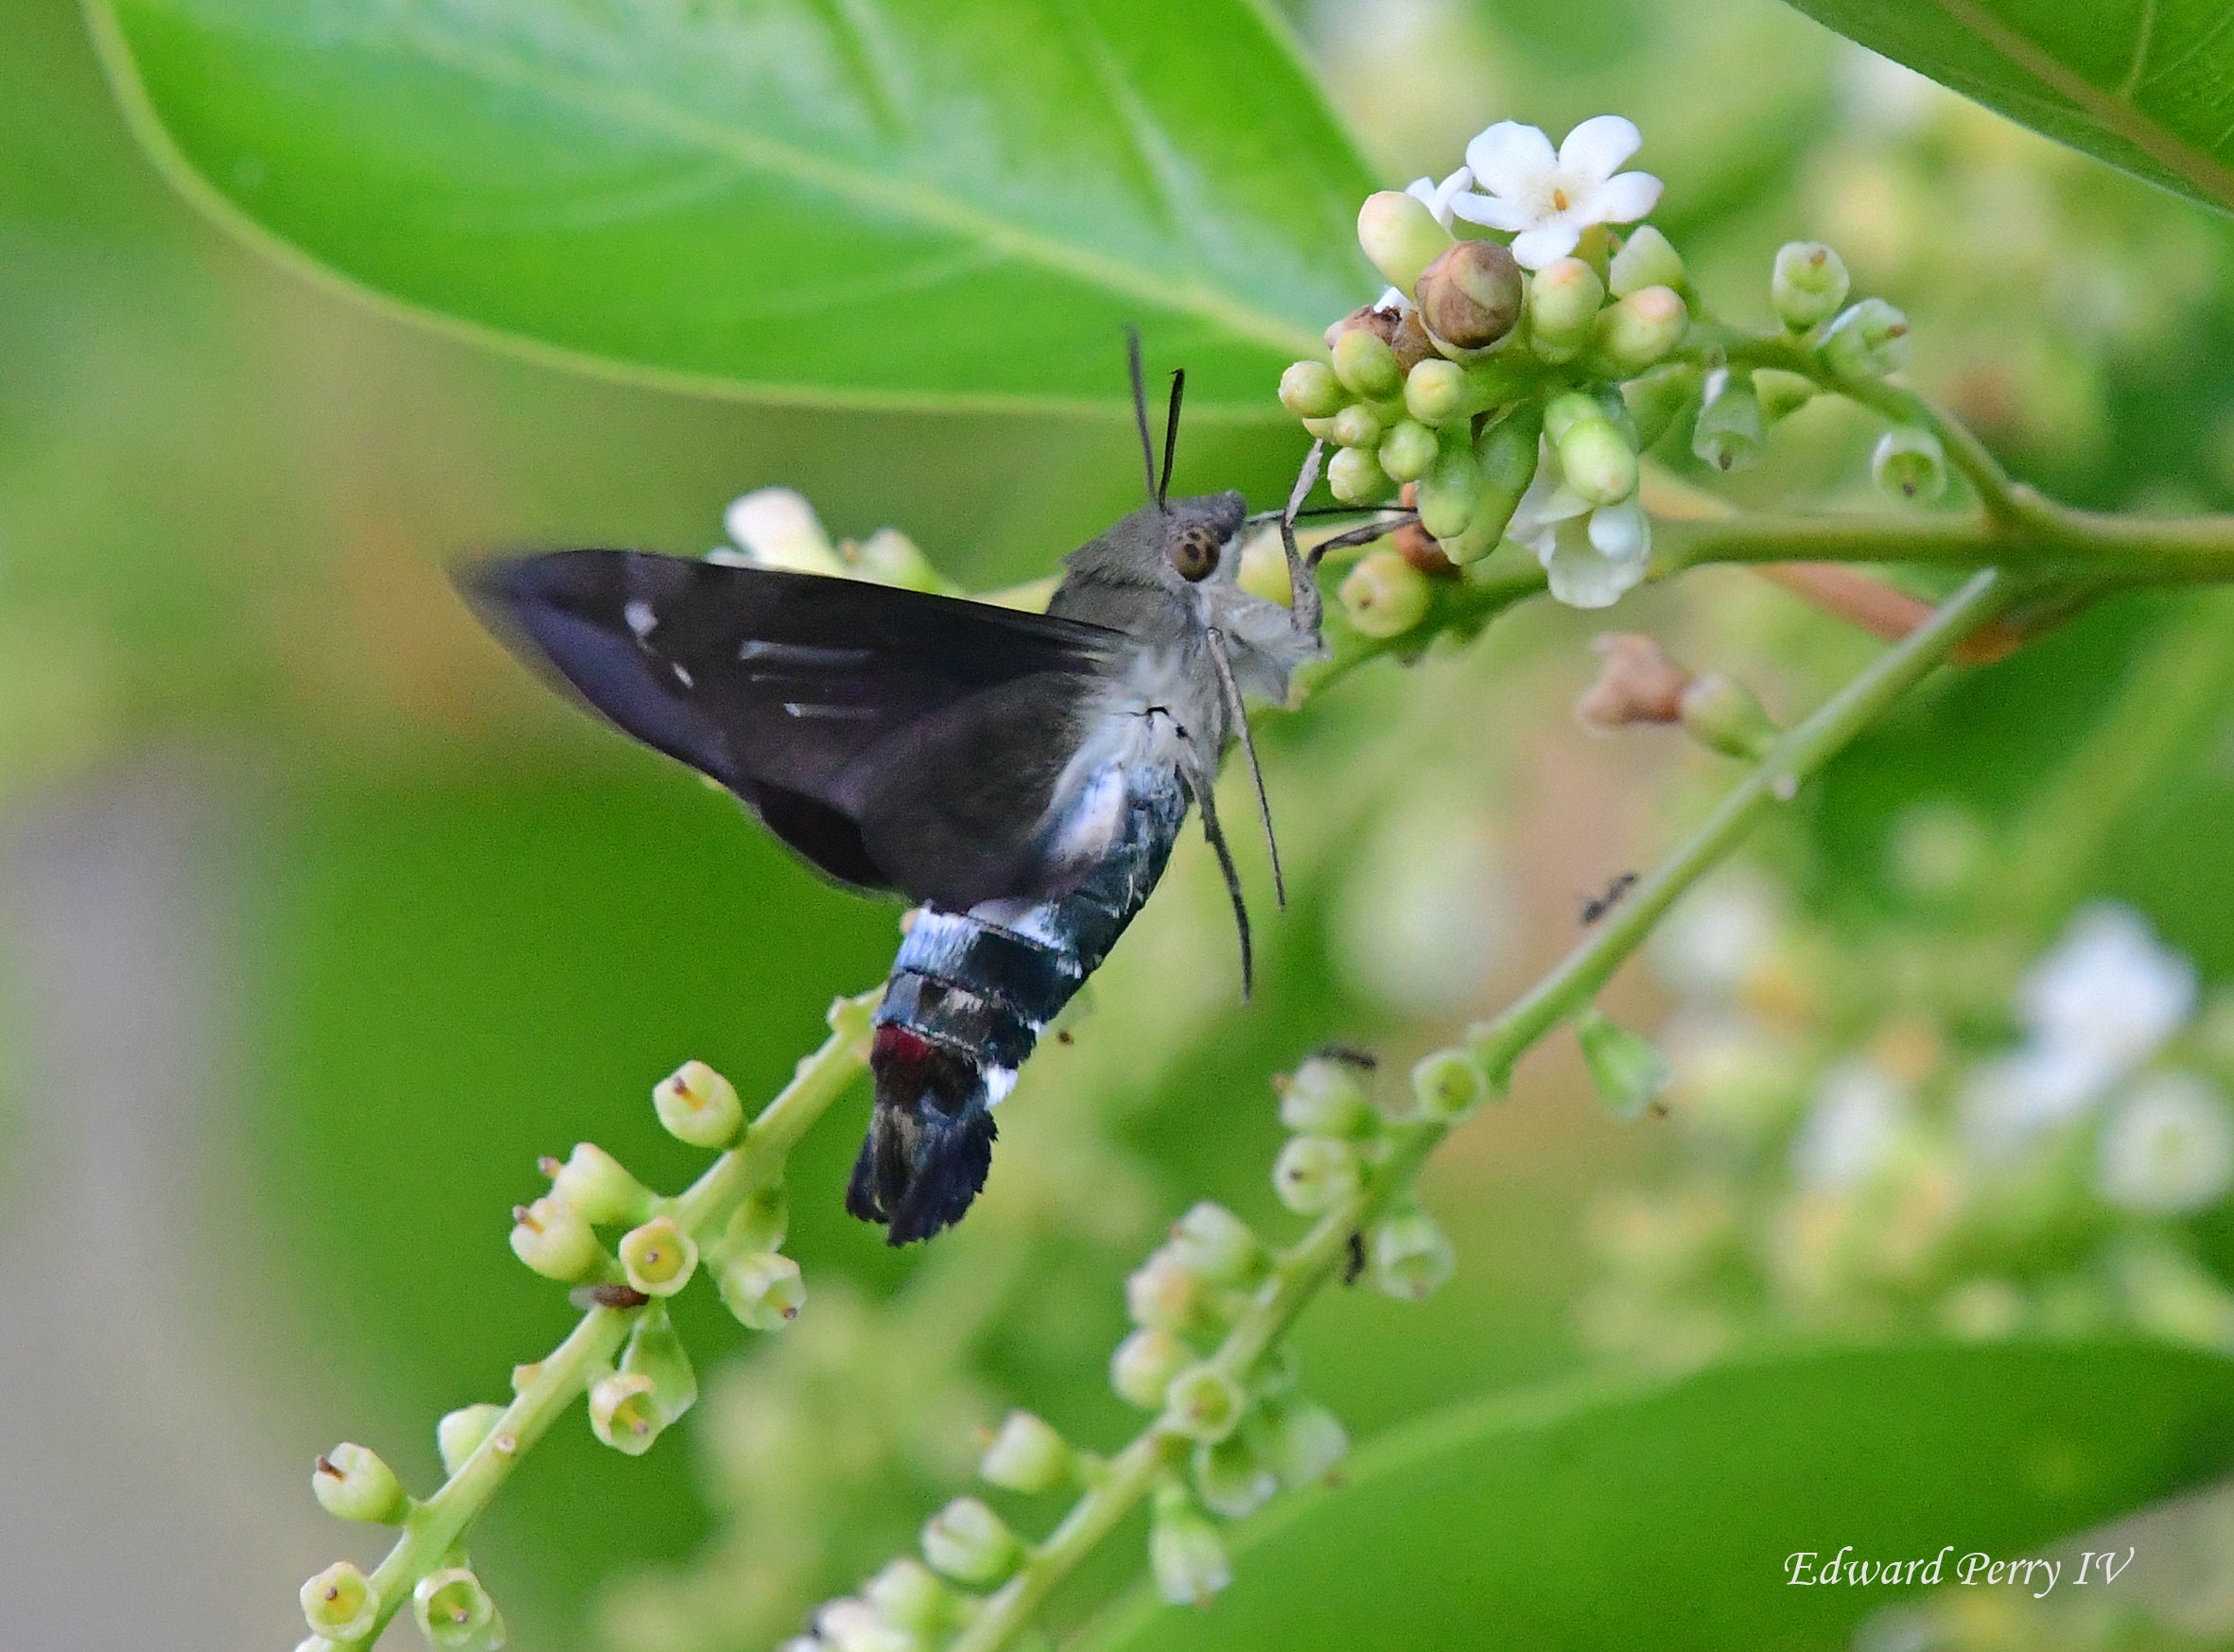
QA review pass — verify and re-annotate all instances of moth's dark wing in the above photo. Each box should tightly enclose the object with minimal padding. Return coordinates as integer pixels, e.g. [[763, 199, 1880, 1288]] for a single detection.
[[461, 550, 1124, 910]]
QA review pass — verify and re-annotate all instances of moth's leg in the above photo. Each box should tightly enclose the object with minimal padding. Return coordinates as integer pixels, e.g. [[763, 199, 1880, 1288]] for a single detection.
[[1280, 441, 1326, 644], [1166, 718, 1252, 1001], [1204, 627, 1284, 909]]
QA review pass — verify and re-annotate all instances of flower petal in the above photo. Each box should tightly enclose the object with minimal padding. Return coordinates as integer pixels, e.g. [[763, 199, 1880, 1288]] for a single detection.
[[1510, 221, 1582, 270], [1589, 170, 1664, 226], [1542, 517, 1644, 609], [1558, 114, 1643, 183], [1448, 191, 1535, 233], [1587, 498, 1650, 565], [1464, 121, 1557, 200]]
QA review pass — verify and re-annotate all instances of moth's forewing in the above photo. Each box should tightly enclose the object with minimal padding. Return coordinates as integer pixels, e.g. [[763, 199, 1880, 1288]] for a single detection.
[[461, 551, 1126, 910]]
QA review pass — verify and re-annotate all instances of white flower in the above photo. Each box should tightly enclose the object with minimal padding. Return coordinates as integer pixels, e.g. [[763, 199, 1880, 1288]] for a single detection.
[[1959, 902, 2197, 1160], [1451, 115, 1664, 270], [2016, 902, 2195, 1084], [715, 487, 846, 575], [2098, 1071, 2234, 1216], [1509, 442, 1650, 608], [1791, 1061, 1914, 1190]]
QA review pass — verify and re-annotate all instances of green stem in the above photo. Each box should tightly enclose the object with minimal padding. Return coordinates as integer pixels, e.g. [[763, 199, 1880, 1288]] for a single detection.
[[939, 569, 2016, 1652], [1652, 509, 2234, 584], [339, 991, 879, 1648]]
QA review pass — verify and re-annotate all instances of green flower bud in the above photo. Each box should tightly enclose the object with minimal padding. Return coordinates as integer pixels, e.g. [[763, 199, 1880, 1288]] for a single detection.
[[816, 1598, 915, 1652], [1273, 1135, 1363, 1214], [1692, 368, 1764, 473], [1356, 189, 1454, 295], [1527, 257, 1605, 364], [849, 527, 945, 592], [1753, 368, 1816, 425], [1678, 672, 1778, 761], [1622, 362, 1702, 451], [1331, 326, 1403, 400], [1404, 357, 1468, 426], [1410, 1048, 1491, 1122], [510, 1194, 604, 1282], [620, 1306, 698, 1429], [1326, 443, 1395, 507], [301, 1561, 378, 1642], [980, 1409, 1073, 1493], [1771, 240, 1851, 331], [1540, 390, 1600, 447], [715, 1247, 807, 1330], [1279, 1056, 1373, 1137], [413, 1567, 506, 1652], [1377, 418, 1439, 484], [1252, 1397, 1349, 1490], [1336, 548, 1431, 638], [1150, 1484, 1231, 1607], [1126, 1247, 1222, 1336], [1558, 417, 1639, 508], [1371, 1205, 1457, 1300], [722, 1183, 789, 1256], [1111, 1327, 1196, 1410], [1415, 239, 1524, 352], [1576, 1009, 1672, 1121], [311, 1442, 408, 1524], [1168, 1202, 1264, 1287], [1590, 286, 1688, 377], [1436, 403, 1545, 565], [1610, 226, 1684, 299], [863, 1557, 952, 1637], [653, 1058, 743, 1149], [1329, 402, 1385, 451], [1279, 359, 1346, 421], [1193, 1434, 1276, 1519], [1414, 436, 1486, 540], [1872, 425, 1946, 501], [618, 1215, 698, 1297], [542, 1142, 652, 1226], [921, 1496, 1020, 1586], [1163, 1361, 1247, 1442], [589, 1370, 667, 1455], [1818, 298, 1911, 380], [437, 1403, 507, 1476]]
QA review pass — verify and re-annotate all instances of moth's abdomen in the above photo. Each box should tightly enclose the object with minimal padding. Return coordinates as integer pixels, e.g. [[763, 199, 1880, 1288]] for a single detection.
[[850, 769, 1188, 1243]]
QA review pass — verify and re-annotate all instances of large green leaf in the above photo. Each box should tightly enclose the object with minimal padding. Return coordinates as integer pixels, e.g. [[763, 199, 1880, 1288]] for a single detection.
[[1779, 0, 2234, 213], [86, 0, 1374, 411], [1079, 1340, 2234, 1652]]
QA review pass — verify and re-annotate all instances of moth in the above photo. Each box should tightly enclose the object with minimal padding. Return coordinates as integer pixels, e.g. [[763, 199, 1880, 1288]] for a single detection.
[[464, 340, 1380, 1243]]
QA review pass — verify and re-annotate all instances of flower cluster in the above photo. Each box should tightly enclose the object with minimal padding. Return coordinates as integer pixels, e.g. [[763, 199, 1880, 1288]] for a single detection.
[[768, 1049, 1494, 1650], [296, 1038, 830, 1652], [1286, 113, 1943, 626], [1578, 851, 2234, 1370]]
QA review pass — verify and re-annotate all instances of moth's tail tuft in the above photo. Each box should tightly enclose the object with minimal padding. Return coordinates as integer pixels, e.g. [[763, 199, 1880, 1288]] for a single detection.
[[847, 1027, 1000, 1244]]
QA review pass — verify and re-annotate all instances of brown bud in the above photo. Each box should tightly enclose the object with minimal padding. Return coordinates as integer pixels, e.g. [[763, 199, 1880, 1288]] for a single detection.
[[1322, 304, 1400, 352], [1574, 634, 1693, 733], [1391, 483, 1456, 577], [1391, 308, 1438, 374], [1415, 241, 1523, 352]]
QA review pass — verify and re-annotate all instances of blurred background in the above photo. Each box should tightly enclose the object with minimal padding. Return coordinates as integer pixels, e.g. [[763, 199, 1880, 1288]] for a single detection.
[[5, 0, 2234, 1646]]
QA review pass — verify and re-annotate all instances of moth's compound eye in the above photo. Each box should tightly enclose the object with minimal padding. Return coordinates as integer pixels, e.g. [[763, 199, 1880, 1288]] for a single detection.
[[1171, 525, 1221, 582]]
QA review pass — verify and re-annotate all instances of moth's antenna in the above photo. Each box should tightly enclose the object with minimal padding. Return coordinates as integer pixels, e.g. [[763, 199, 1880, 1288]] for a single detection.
[[1206, 629, 1285, 909], [1126, 327, 1160, 509], [1180, 762, 1253, 1000], [1159, 369, 1185, 507]]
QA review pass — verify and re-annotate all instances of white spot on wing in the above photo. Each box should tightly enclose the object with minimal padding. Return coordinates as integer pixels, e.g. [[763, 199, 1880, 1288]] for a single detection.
[[623, 600, 656, 641], [782, 702, 880, 720], [671, 663, 694, 688]]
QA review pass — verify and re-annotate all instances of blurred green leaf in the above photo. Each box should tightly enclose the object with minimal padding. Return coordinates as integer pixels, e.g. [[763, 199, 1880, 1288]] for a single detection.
[[1080, 1340, 2234, 1652], [1778, 0, 2234, 213], [87, 0, 1374, 411]]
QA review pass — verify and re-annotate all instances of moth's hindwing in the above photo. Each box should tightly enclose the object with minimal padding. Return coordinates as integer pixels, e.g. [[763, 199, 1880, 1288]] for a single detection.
[[463, 551, 1126, 911]]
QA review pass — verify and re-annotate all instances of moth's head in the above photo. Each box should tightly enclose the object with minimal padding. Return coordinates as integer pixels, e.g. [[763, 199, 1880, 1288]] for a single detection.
[[1082, 489, 1248, 588]]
